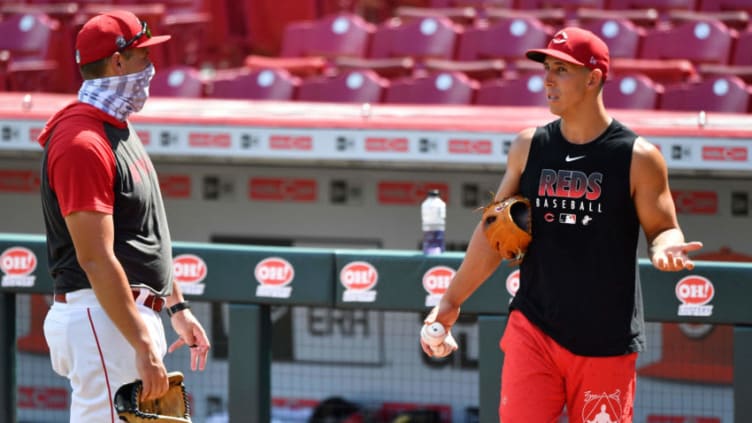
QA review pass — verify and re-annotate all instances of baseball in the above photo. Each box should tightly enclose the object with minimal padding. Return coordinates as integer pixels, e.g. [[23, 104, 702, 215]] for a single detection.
[[421, 322, 446, 347]]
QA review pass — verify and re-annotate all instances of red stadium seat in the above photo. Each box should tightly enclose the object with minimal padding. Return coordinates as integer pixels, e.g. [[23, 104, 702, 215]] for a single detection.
[[607, 0, 697, 12], [383, 71, 478, 104], [393, 6, 479, 26], [731, 27, 752, 66], [517, 0, 606, 10], [474, 72, 549, 107], [483, 7, 567, 28], [611, 58, 698, 84], [423, 57, 506, 81], [429, 0, 513, 7], [150, 65, 206, 98], [207, 67, 299, 100], [699, 0, 752, 13], [659, 75, 751, 113], [280, 13, 375, 58], [640, 19, 735, 65], [370, 16, 462, 61], [574, 8, 660, 28], [666, 9, 750, 30], [603, 73, 663, 110], [456, 16, 553, 61], [0, 12, 70, 92], [297, 69, 387, 103], [579, 18, 645, 59], [697, 27, 752, 84]]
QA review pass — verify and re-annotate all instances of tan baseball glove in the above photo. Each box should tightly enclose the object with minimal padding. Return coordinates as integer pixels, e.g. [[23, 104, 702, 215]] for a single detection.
[[481, 194, 532, 265], [114, 371, 191, 422]]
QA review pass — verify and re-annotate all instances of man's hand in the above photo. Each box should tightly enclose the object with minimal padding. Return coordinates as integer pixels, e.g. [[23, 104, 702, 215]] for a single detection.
[[420, 300, 461, 358], [651, 241, 704, 271], [168, 310, 211, 371], [134, 345, 169, 402]]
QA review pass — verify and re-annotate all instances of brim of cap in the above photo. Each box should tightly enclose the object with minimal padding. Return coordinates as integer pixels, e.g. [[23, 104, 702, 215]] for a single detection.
[[136, 34, 171, 48], [525, 48, 585, 67]]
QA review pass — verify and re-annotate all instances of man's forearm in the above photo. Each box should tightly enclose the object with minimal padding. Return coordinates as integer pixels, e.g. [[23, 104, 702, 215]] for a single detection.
[[443, 224, 503, 307]]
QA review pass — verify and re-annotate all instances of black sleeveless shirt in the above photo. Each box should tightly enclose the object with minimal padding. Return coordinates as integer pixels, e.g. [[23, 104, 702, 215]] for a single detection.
[[512, 119, 645, 356]]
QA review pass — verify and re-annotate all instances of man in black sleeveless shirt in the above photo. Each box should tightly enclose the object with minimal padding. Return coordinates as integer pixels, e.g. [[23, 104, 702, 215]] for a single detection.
[[421, 28, 702, 422], [39, 11, 210, 421]]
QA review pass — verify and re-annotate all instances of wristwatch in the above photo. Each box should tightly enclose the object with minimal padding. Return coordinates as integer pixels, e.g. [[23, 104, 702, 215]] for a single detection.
[[167, 301, 191, 317]]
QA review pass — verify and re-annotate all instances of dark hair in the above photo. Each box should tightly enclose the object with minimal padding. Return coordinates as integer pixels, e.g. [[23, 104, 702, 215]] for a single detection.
[[79, 49, 134, 80]]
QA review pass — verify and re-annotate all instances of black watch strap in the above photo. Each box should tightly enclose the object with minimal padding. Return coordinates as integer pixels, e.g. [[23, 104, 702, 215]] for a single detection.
[[167, 301, 191, 317]]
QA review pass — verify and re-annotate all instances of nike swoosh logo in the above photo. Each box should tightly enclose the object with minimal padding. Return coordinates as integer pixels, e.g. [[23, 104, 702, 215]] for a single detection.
[[565, 154, 586, 162]]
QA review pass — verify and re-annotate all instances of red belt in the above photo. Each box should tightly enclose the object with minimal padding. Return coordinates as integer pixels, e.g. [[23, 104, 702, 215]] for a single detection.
[[54, 289, 165, 313]]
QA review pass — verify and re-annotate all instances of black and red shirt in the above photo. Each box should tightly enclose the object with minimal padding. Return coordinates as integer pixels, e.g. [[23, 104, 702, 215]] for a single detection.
[[39, 102, 173, 296], [513, 118, 645, 357]]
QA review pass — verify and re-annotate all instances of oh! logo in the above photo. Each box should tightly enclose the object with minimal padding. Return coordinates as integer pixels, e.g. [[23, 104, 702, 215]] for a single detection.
[[675, 275, 715, 317], [173, 254, 207, 295], [1, 247, 37, 287], [340, 261, 378, 302], [422, 266, 455, 307], [254, 257, 294, 298]]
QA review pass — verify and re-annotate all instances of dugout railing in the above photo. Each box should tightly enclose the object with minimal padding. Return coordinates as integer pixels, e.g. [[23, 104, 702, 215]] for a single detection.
[[1, 233, 751, 422]]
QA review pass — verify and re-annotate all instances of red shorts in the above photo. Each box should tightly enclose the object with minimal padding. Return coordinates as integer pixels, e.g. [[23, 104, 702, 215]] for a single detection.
[[499, 311, 637, 423]]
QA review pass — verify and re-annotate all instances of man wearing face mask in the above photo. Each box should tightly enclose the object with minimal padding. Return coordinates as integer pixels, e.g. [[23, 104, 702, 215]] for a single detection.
[[37, 10, 210, 422]]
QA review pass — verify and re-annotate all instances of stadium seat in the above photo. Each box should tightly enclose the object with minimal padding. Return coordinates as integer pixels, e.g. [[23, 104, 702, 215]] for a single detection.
[[297, 69, 387, 103], [579, 18, 645, 59], [150, 65, 206, 98], [574, 8, 660, 28], [0, 12, 69, 92], [697, 26, 752, 84], [731, 27, 752, 66], [280, 13, 375, 58], [603, 73, 663, 110], [607, 0, 697, 12], [482, 7, 567, 27], [640, 19, 735, 65], [516, 0, 606, 11], [334, 56, 416, 79], [393, 6, 479, 26], [207, 67, 299, 100], [456, 16, 553, 62], [610, 58, 698, 85], [699, 0, 752, 13], [666, 9, 750, 30], [423, 57, 505, 81], [474, 72, 549, 107], [697, 29, 752, 84], [383, 71, 478, 104], [370, 16, 461, 61], [429, 0, 513, 7], [659, 75, 751, 113]]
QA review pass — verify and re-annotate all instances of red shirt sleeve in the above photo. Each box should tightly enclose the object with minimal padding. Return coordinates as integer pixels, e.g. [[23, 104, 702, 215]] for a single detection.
[[47, 126, 116, 217]]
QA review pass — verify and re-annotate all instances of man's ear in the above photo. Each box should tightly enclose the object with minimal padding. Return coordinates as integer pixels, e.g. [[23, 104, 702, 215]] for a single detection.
[[588, 69, 604, 88], [110, 52, 124, 74]]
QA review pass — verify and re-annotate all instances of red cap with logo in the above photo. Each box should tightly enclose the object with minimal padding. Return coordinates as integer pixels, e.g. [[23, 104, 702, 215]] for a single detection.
[[75, 10, 171, 66], [526, 27, 610, 80]]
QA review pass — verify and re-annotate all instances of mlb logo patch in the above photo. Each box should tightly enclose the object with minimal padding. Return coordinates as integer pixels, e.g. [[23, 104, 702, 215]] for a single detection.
[[559, 214, 577, 224]]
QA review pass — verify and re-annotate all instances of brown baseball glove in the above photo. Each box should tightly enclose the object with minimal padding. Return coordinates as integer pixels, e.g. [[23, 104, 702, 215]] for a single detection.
[[481, 194, 532, 265], [114, 371, 191, 422]]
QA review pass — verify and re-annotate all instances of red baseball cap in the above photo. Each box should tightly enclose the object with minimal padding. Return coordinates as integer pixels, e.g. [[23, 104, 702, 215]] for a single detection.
[[75, 10, 171, 65], [526, 27, 610, 80]]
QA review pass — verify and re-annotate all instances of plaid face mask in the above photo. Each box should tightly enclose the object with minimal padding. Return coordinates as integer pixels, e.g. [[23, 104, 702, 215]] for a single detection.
[[78, 64, 156, 121]]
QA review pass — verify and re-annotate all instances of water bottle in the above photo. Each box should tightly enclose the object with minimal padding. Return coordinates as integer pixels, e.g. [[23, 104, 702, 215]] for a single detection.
[[421, 189, 446, 255]]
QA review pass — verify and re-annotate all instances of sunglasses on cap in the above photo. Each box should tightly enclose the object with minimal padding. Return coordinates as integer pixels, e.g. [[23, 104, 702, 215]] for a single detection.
[[116, 20, 151, 52]]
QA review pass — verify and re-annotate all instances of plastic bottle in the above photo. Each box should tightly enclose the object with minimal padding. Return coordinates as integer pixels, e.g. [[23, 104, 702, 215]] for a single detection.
[[421, 189, 446, 255]]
